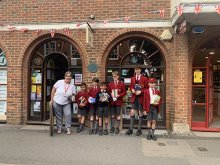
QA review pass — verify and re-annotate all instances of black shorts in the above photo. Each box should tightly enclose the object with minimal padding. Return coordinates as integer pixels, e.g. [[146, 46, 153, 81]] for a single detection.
[[147, 105, 158, 121], [131, 97, 143, 111], [78, 107, 87, 116], [110, 106, 121, 116], [98, 106, 109, 118], [89, 108, 98, 117]]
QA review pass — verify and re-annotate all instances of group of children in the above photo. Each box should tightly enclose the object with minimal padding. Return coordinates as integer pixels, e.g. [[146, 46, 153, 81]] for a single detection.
[[74, 66, 161, 141]]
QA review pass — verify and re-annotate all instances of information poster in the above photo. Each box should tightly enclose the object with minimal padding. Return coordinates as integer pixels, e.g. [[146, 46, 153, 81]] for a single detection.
[[0, 70, 7, 84], [0, 85, 7, 100], [75, 74, 82, 85], [194, 70, 202, 83], [0, 101, 6, 114]]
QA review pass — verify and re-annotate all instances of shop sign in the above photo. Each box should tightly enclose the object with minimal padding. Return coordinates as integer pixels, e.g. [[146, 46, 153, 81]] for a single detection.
[[192, 27, 204, 34], [194, 70, 202, 83], [0, 70, 7, 84], [0, 52, 7, 67], [86, 24, 93, 48]]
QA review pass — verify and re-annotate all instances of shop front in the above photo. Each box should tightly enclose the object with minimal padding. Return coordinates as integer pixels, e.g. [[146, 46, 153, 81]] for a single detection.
[[171, 1, 220, 132], [105, 33, 166, 128], [192, 36, 220, 131], [27, 35, 82, 121]]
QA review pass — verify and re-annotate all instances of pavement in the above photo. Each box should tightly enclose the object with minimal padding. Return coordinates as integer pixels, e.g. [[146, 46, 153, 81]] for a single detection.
[[0, 124, 220, 165]]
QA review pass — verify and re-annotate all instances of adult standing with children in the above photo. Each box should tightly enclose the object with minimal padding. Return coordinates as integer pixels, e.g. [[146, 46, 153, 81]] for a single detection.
[[50, 71, 76, 135]]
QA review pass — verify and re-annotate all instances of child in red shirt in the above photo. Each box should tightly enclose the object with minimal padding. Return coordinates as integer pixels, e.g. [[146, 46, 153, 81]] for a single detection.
[[76, 82, 89, 133], [88, 78, 100, 135]]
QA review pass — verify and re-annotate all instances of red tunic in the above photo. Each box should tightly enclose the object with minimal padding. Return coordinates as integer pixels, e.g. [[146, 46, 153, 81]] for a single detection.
[[76, 91, 89, 107], [107, 81, 126, 106], [88, 86, 100, 109], [143, 88, 161, 113], [130, 75, 148, 104]]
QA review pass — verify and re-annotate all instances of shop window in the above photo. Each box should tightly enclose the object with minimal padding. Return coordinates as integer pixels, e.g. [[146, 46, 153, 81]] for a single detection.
[[44, 41, 56, 56], [107, 37, 166, 127], [0, 48, 7, 122], [109, 46, 119, 60]]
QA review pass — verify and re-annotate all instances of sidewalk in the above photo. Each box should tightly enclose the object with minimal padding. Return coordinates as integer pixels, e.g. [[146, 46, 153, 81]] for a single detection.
[[2, 124, 218, 139]]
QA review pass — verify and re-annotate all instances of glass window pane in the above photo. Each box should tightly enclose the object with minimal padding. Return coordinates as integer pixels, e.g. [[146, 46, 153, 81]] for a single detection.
[[192, 87, 206, 103], [192, 105, 206, 122]]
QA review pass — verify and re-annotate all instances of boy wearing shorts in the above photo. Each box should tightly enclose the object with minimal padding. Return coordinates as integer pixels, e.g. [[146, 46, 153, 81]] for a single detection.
[[96, 82, 111, 136], [143, 78, 161, 141], [108, 71, 126, 134]]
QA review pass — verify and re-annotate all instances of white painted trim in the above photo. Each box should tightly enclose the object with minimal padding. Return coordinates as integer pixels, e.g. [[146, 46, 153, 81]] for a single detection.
[[0, 20, 172, 31]]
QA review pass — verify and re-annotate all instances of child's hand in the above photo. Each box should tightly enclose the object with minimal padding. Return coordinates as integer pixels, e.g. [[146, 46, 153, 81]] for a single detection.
[[135, 90, 141, 95]]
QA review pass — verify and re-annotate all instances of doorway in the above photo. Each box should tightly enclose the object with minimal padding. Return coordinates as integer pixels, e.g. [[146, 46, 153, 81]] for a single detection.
[[42, 53, 68, 121], [28, 38, 82, 121], [192, 37, 220, 131]]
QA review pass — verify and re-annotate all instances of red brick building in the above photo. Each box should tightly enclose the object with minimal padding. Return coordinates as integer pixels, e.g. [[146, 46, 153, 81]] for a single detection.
[[0, 0, 220, 133]]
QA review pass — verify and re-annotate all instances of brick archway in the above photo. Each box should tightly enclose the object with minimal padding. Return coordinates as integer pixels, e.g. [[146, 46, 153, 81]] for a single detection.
[[99, 28, 169, 79], [20, 32, 87, 123]]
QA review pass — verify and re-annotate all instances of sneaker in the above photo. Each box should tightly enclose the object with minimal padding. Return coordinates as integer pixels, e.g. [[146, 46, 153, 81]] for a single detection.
[[103, 129, 108, 135], [146, 132, 151, 140], [99, 130, 103, 136], [57, 128, 62, 134], [125, 129, 133, 135], [109, 127, 115, 133], [93, 129, 98, 135], [136, 129, 142, 136], [115, 128, 120, 134], [151, 134, 157, 141], [66, 128, 71, 135], [89, 129, 93, 135]]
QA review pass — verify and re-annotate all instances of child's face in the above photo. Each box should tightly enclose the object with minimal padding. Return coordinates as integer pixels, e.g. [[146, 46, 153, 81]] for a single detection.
[[92, 81, 98, 87], [81, 85, 86, 91], [112, 74, 119, 81], [135, 68, 141, 75], [149, 82, 156, 88], [100, 85, 107, 90]]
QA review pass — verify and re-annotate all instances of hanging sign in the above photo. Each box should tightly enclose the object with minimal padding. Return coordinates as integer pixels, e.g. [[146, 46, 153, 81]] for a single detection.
[[194, 70, 203, 83], [86, 24, 93, 48]]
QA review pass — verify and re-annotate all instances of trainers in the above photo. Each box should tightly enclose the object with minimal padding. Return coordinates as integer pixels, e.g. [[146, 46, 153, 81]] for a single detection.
[[93, 129, 98, 135], [57, 128, 62, 134], [151, 134, 157, 141], [109, 127, 115, 133], [146, 132, 151, 140], [66, 128, 71, 135], [115, 128, 120, 134], [136, 129, 142, 136], [77, 127, 84, 133], [99, 130, 103, 136], [126, 129, 133, 135], [103, 129, 108, 135], [89, 129, 93, 135]]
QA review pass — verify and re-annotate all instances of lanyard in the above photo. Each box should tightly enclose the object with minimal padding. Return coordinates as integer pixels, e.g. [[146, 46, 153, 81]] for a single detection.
[[65, 84, 70, 93]]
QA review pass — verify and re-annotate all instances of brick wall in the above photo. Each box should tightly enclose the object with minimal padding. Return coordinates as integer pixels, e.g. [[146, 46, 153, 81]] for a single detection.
[[0, 0, 170, 24], [0, 0, 177, 128]]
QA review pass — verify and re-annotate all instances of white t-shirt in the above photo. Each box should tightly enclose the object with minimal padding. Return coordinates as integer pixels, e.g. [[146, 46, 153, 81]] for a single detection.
[[53, 80, 76, 105]]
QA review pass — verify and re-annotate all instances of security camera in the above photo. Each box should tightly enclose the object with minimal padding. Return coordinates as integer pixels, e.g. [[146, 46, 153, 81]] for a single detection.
[[89, 15, 96, 20]]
